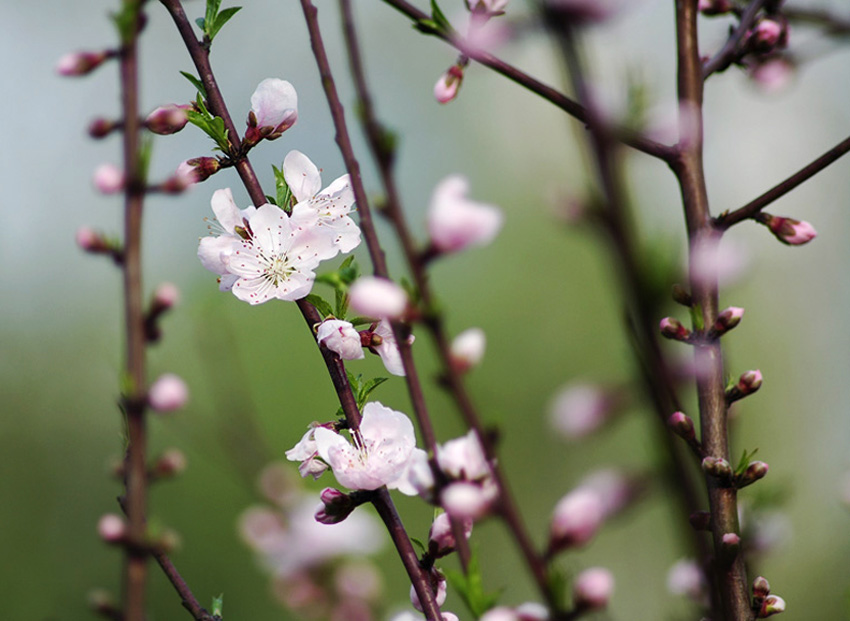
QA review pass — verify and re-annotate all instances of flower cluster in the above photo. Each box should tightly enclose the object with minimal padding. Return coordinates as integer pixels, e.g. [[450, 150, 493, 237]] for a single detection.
[[198, 151, 360, 305]]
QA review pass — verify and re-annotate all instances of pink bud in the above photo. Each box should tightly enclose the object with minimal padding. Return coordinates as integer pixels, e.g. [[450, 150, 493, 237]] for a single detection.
[[573, 567, 614, 610], [98, 514, 126, 543], [249, 78, 298, 139], [548, 382, 613, 440], [88, 118, 118, 139], [153, 448, 187, 478], [713, 306, 744, 334], [479, 607, 519, 621], [317, 319, 365, 361], [348, 277, 408, 319], [159, 164, 199, 194], [93, 164, 125, 194], [698, 0, 732, 15], [759, 594, 786, 617], [737, 369, 763, 394], [702, 456, 733, 479], [549, 488, 604, 552], [434, 65, 464, 104], [722, 532, 741, 547], [667, 411, 695, 441], [753, 576, 771, 603], [515, 602, 548, 621], [428, 512, 473, 557], [148, 373, 189, 412], [316, 488, 355, 524], [660, 317, 691, 341], [410, 572, 447, 612], [56, 50, 110, 76], [750, 19, 784, 50], [76, 227, 103, 252], [738, 461, 769, 488], [441, 481, 497, 520], [178, 157, 219, 183], [750, 57, 795, 93], [145, 104, 189, 135], [760, 214, 817, 246], [427, 175, 503, 254], [450, 328, 486, 371], [153, 283, 180, 309]]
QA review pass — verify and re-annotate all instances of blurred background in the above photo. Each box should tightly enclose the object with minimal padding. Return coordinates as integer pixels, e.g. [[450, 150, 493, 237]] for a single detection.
[[2, 0, 849, 619]]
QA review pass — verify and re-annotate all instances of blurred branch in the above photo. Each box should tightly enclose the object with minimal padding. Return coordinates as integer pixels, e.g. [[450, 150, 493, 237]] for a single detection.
[[716, 134, 850, 229], [702, 0, 767, 78], [380, 0, 675, 161], [784, 6, 850, 35]]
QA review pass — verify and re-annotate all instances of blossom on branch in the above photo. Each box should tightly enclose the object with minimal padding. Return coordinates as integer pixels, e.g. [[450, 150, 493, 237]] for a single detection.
[[348, 277, 408, 319], [427, 175, 503, 254], [370, 319, 414, 377], [317, 319, 364, 360], [246, 78, 298, 143]]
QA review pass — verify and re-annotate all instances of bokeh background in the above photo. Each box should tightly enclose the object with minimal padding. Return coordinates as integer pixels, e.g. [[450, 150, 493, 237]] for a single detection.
[[3, 0, 849, 619]]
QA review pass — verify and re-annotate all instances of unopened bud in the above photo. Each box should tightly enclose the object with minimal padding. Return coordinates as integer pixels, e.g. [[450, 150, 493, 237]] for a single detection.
[[713, 306, 744, 335], [750, 18, 785, 52], [752, 576, 771, 605], [315, 488, 355, 524], [672, 284, 692, 306], [159, 165, 198, 194], [738, 461, 769, 488], [701, 456, 733, 480], [549, 488, 604, 554], [145, 104, 189, 135], [152, 448, 187, 479], [573, 567, 614, 610], [738, 369, 763, 394], [450, 327, 486, 372], [428, 512, 473, 557], [98, 513, 126, 543], [178, 157, 219, 183], [698, 0, 733, 15], [689, 511, 711, 531], [148, 373, 189, 412], [93, 163, 125, 194], [759, 594, 786, 617], [88, 117, 119, 139], [348, 276, 408, 320], [153, 282, 180, 310], [434, 65, 464, 104], [758, 213, 817, 246], [76, 227, 107, 253], [667, 411, 695, 441], [660, 317, 691, 341], [56, 50, 110, 76]]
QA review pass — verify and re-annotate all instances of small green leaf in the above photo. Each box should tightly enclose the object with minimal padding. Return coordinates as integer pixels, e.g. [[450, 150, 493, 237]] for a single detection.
[[444, 549, 501, 617], [358, 377, 388, 406], [735, 448, 759, 476], [414, 19, 441, 35], [180, 71, 208, 98], [430, 0, 452, 34], [272, 164, 293, 214], [305, 294, 334, 320], [348, 316, 374, 327], [335, 288, 349, 320], [195, 17, 206, 30], [411, 537, 427, 555], [689, 302, 705, 331], [546, 565, 569, 612], [265, 194, 277, 206], [211, 593, 224, 617], [208, 6, 242, 41], [205, 0, 222, 31], [111, 5, 138, 43]]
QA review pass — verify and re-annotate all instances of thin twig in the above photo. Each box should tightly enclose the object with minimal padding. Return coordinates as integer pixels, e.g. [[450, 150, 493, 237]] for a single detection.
[[379, 0, 675, 161], [716, 134, 850, 229], [702, 0, 767, 78]]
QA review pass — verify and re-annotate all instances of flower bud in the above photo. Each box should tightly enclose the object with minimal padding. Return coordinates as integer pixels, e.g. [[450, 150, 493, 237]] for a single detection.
[[749, 19, 785, 52], [348, 277, 408, 319], [428, 512, 473, 557], [159, 164, 199, 194], [573, 567, 614, 610], [701, 456, 733, 480], [672, 284, 693, 306], [56, 50, 110, 76], [434, 65, 464, 104], [145, 104, 189, 135], [479, 607, 519, 621], [450, 327, 486, 371], [698, 0, 733, 15], [427, 175, 503, 254], [441, 481, 498, 521], [660, 317, 691, 341], [713, 306, 744, 335], [410, 571, 447, 612], [515, 602, 548, 621], [752, 576, 771, 605], [93, 163, 125, 194], [178, 157, 219, 183], [722, 532, 741, 548], [315, 488, 356, 524], [737, 461, 769, 488], [737, 369, 763, 395], [88, 117, 119, 139], [750, 57, 795, 93], [758, 594, 786, 617], [148, 373, 189, 412], [467, 0, 509, 16], [667, 411, 695, 442], [758, 213, 817, 246], [549, 382, 615, 440], [247, 78, 298, 142], [98, 513, 126, 543], [153, 282, 180, 310], [317, 319, 365, 361], [152, 448, 187, 479], [549, 488, 604, 554], [76, 227, 107, 252]]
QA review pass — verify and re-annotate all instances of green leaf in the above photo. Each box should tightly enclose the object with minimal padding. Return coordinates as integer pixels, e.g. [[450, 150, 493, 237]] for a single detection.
[[735, 448, 759, 476], [546, 565, 569, 612], [305, 294, 334, 320], [111, 5, 138, 43], [348, 316, 375, 327], [430, 0, 452, 34], [443, 549, 501, 617], [211, 593, 224, 617], [358, 377, 388, 407], [209, 6, 242, 41], [137, 136, 153, 185], [689, 302, 705, 331], [334, 287, 349, 320], [195, 17, 206, 30], [272, 164, 292, 214], [265, 194, 277, 206], [414, 18, 441, 35], [179, 71, 207, 98], [411, 537, 427, 555], [205, 0, 222, 32]]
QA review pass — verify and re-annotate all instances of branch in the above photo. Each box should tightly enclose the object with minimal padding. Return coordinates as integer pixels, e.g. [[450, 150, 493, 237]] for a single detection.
[[702, 0, 767, 78], [784, 6, 850, 36], [379, 0, 675, 161], [716, 134, 850, 229]]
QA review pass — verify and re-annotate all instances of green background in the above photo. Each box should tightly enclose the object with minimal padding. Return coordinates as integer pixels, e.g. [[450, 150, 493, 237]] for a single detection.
[[2, 1, 849, 619]]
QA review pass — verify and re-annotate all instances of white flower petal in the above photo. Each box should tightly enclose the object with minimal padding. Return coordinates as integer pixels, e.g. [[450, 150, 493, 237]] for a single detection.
[[284, 150, 322, 203]]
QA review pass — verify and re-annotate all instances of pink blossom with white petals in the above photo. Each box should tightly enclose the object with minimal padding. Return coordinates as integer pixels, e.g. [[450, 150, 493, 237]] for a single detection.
[[371, 319, 414, 376], [314, 402, 418, 491], [409, 574, 447, 612], [450, 327, 486, 370], [286, 427, 330, 480], [548, 382, 612, 439], [549, 487, 605, 551], [93, 163, 124, 194], [148, 373, 189, 412], [198, 188, 257, 291], [250, 78, 298, 137], [441, 480, 498, 520], [98, 514, 126, 542], [284, 150, 361, 259], [428, 175, 503, 253], [317, 319, 364, 360], [349, 277, 408, 319], [573, 567, 614, 609], [437, 429, 490, 481]]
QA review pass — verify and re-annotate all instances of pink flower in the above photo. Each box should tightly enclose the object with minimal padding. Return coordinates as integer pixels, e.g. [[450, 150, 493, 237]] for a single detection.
[[573, 567, 614, 609], [450, 328, 486, 370], [549, 488, 605, 552], [250, 78, 298, 135], [98, 514, 126, 543], [437, 430, 490, 481], [441, 480, 498, 520], [145, 104, 189, 135], [428, 512, 473, 556], [467, 0, 509, 14], [548, 382, 613, 439], [434, 65, 464, 104], [317, 319, 364, 360], [750, 57, 795, 93], [148, 373, 189, 412], [286, 427, 329, 480], [370, 319, 414, 376], [427, 175, 503, 253], [348, 277, 408, 319], [760, 214, 817, 246], [93, 164, 124, 194], [409, 572, 447, 612], [56, 50, 109, 76], [153, 283, 180, 308]]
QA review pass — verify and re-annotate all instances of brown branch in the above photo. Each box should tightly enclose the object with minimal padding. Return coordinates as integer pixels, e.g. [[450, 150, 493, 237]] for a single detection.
[[150, 549, 219, 621], [673, 1, 751, 619], [379, 0, 675, 161], [702, 0, 767, 78], [716, 134, 850, 229], [783, 6, 850, 35]]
